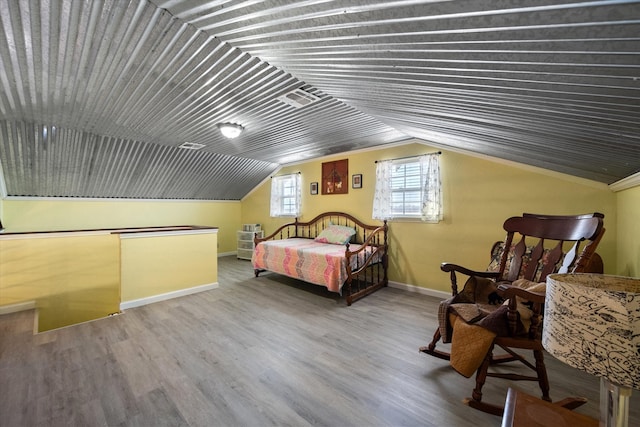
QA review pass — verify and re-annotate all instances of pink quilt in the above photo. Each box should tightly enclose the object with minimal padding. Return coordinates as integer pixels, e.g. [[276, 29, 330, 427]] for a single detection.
[[252, 238, 370, 293]]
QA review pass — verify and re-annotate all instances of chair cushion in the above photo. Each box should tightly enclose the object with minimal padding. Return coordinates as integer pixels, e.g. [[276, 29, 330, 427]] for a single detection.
[[488, 242, 555, 282]]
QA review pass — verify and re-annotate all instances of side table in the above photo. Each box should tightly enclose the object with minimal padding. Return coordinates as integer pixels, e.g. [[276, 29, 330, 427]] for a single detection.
[[501, 388, 598, 427]]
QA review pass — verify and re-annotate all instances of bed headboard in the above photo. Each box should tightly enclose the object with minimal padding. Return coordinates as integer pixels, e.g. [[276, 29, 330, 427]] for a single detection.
[[258, 211, 387, 247]]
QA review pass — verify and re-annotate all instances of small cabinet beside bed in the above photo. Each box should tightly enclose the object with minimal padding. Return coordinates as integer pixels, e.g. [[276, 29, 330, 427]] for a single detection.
[[252, 212, 389, 305]]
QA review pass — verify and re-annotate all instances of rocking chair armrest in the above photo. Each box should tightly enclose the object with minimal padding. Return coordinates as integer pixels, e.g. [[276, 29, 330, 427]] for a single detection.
[[496, 284, 546, 304], [498, 284, 546, 337], [440, 263, 500, 279]]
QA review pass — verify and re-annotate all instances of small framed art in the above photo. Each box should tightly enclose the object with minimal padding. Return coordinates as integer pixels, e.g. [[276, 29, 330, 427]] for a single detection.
[[352, 174, 362, 189], [310, 182, 318, 195]]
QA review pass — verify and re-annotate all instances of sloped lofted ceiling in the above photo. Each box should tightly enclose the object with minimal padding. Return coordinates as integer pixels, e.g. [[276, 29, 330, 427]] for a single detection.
[[0, 0, 638, 200]]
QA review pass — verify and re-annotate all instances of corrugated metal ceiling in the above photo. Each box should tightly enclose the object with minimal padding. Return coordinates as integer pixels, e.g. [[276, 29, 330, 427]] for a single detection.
[[0, 0, 638, 200]]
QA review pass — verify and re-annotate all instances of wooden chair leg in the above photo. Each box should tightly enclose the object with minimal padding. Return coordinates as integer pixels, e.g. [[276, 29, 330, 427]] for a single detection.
[[428, 328, 441, 352], [471, 345, 493, 404], [465, 347, 556, 416], [465, 344, 507, 416], [419, 328, 452, 361], [534, 349, 551, 402]]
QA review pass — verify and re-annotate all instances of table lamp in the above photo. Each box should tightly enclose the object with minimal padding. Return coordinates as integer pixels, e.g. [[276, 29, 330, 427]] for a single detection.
[[543, 273, 640, 427]]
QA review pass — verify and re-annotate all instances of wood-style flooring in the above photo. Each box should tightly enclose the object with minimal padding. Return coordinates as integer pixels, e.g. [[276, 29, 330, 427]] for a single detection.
[[1, 256, 638, 426]]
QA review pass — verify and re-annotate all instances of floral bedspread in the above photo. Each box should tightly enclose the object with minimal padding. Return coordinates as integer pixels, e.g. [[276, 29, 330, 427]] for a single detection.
[[252, 238, 369, 293]]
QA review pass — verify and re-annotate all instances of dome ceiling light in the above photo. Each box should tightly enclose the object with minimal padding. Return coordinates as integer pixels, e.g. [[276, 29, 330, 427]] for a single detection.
[[217, 122, 244, 139]]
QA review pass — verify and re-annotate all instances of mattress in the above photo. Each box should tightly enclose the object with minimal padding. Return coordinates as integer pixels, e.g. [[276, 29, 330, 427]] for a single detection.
[[252, 238, 373, 292]]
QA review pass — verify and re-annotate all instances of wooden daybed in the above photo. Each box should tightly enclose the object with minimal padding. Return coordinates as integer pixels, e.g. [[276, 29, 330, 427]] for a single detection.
[[252, 212, 388, 305]]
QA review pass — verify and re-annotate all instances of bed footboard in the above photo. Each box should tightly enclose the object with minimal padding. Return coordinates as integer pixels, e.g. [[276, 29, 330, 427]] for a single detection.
[[344, 223, 388, 305], [254, 212, 388, 305]]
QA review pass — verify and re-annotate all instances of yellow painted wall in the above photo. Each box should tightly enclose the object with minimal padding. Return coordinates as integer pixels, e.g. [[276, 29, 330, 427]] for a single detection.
[[242, 142, 617, 293], [616, 185, 640, 277], [0, 199, 228, 329], [0, 143, 628, 296], [1, 198, 241, 254], [120, 232, 218, 302], [0, 233, 120, 331]]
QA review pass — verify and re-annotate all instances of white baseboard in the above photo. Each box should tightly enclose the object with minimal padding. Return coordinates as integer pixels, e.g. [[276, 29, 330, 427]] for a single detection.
[[120, 282, 219, 311], [2, 281, 445, 317], [0, 300, 37, 315], [387, 281, 450, 299], [218, 251, 237, 257]]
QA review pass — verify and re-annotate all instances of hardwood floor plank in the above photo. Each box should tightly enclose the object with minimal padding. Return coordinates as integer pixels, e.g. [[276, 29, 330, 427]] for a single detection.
[[129, 387, 189, 427], [1, 255, 638, 426]]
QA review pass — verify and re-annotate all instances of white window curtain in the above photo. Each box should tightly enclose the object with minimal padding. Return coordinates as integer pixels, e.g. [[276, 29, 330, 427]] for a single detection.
[[270, 173, 301, 217], [372, 160, 394, 220], [372, 153, 442, 222], [420, 154, 443, 223]]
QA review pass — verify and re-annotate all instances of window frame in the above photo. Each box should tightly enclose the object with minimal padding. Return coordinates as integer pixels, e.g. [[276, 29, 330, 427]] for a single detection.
[[372, 153, 442, 222], [270, 173, 301, 218], [389, 158, 424, 218]]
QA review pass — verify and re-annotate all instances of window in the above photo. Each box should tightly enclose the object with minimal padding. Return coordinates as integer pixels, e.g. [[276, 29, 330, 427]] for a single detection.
[[372, 153, 442, 222], [270, 173, 301, 217]]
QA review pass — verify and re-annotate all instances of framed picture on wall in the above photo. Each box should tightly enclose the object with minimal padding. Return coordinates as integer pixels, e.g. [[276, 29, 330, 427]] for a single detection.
[[352, 174, 362, 189], [310, 182, 318, 195], [321, 159, 349, 195]]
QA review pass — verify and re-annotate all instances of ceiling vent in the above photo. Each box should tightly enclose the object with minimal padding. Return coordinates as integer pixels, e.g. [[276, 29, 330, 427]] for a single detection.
[[277, 89, 320, 108], [179, 142, 205, 150]]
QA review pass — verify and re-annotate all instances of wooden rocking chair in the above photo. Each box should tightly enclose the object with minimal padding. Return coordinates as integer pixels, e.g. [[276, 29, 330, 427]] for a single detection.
[[419, 213, 605, 415]]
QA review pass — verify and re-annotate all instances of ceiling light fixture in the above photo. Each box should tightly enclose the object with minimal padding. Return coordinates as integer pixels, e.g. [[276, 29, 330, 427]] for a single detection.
[[217, 122, 244, 139]]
